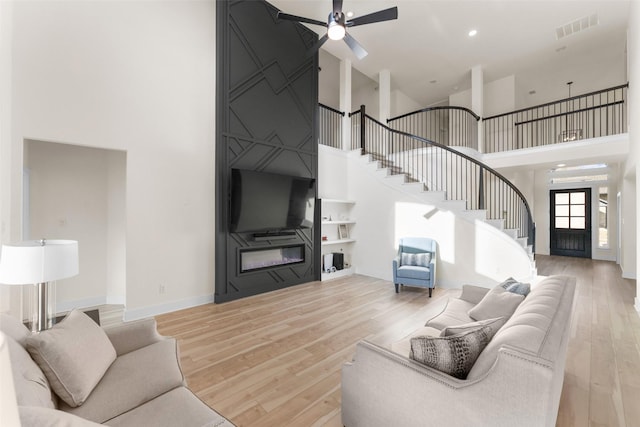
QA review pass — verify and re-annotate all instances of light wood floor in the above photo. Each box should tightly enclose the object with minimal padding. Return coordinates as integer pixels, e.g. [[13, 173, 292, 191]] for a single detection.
[[154, 256, 640, 427]]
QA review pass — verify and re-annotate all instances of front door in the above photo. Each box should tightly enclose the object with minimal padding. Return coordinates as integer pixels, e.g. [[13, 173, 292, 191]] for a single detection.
[[550, 188, 592, 258]]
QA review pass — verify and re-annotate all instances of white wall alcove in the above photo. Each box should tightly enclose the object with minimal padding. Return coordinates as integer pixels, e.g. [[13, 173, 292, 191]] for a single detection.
[[23, 140, 126, 312]]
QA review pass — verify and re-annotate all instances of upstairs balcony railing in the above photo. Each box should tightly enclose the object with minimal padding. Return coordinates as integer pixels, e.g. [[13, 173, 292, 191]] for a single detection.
[[386, 106, 481, 150], [318, 103, 345, 149], [349, 105, 535, 250], [483, 83, 628, 153]]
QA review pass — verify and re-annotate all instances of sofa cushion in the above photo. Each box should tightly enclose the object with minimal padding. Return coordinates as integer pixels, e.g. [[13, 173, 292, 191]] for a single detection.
[[0, 313, 31, 346], [500, 277, 531, 296], [439, 316, 505, 338], [3, 332, 56, 409], [409, 325, 492, 379], [18, 406, 103, 427], [26, 309, 116, 408], [401, 252, 431, 267], [396, 265, 430, 280], [467, 285, 524, 321], [467, 276, 574, 380], [390, 326, 441, 357], [60, 338, 186, 424], [425, 298, 475, 330], [106, 387, 236, 427]]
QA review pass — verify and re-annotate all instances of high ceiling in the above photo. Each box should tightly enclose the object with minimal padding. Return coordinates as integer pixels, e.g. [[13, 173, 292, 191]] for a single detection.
[[267, 0, 630, 108]]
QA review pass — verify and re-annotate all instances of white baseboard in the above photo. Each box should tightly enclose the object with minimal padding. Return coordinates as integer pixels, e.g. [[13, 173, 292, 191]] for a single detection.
[[622, 270, 637, 280], [123, 294, 215, 322], [57, 296, 107, 313]]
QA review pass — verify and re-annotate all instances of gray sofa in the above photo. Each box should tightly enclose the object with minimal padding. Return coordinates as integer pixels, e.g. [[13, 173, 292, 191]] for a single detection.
[[341, 275, 577, 427], [0, 311, 234, 427]]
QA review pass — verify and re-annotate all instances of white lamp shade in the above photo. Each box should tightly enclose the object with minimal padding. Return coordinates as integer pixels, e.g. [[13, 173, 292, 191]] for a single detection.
[[0, 240, 79, 284]]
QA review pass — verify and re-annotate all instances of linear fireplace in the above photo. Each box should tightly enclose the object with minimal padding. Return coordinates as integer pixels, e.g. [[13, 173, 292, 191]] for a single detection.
[[240, 245, 305, 273]]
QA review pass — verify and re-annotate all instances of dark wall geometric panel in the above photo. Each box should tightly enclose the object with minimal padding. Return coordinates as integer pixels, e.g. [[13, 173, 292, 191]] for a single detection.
[[215, 0, 320, 303]]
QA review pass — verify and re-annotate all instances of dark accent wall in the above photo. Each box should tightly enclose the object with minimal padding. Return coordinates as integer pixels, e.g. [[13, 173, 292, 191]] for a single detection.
[[215, 0, 320, 303]]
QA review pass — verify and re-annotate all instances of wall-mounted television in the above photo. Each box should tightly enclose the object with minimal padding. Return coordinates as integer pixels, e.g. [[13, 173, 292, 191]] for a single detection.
[[229, 168, 315, 234]]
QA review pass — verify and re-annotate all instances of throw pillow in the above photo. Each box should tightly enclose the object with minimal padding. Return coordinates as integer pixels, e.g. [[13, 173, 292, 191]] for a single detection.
[[440, 316, 505, 338], [409, 326, 492, 379], [26, 309, 117, 408], [401, 252, 432, 267], [467, 286, 524, 321], [499, 277, 531, 296]]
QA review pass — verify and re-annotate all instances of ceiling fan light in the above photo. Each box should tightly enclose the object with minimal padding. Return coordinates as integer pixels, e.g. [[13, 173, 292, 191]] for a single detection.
[[328, 21, 346, 40]]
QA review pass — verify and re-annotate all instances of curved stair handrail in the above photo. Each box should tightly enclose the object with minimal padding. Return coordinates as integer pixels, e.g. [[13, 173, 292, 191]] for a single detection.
[[386, 106, 481, 150], [353, 107, 535, 251]]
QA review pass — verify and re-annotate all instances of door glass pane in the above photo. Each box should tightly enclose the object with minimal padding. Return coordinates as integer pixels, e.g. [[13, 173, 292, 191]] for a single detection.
[[570, 192, 585, 204], [570, 217, 585, 229], [556, 205, 569, 216], [556, 217, 570, 228], [555, 193, 569, 204], [599, 187, 608, 248], [571, 205, 585, 217]]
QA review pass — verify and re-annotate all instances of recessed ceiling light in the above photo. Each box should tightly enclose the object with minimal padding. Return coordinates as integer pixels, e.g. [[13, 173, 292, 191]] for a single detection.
[[557, 163, 566, 167], [346, 11, 354, 18], [468, 29, 478, 37]]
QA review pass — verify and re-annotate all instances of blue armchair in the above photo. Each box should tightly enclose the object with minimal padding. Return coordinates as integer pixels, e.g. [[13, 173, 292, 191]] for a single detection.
[[392, 237, 437, 297]]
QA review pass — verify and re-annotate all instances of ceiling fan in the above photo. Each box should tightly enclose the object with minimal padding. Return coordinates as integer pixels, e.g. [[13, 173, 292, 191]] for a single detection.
[[277, 0, 398, 60]]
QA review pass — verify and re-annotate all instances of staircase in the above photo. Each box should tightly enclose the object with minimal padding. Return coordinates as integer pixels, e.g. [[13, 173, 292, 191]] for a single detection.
[[318, 103, 537, 281], [357, 151, 536, 271]]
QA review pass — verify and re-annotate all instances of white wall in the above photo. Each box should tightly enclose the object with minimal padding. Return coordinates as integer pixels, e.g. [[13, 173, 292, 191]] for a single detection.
[[7, 1, 216, 319], [630, 0, 640, 311], [319, 50, 340, 109], [449, 75, 516, 117], [106, 150, 126, 305], [352, 69, 378, 119], [0, 0, 17, 315], [390, 89, 421, 119], [317, 145, 349, 200], [621, 170, 636, 278]]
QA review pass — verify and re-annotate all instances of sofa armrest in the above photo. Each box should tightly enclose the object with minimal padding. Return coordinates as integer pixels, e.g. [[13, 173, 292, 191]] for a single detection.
[[459, 284, 490, 304], [103, 318, 165, 356], [341, 340, 559, 427]]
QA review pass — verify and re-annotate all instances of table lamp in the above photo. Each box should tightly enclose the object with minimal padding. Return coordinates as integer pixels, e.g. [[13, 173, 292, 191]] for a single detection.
[[0, 239, 79, 332]]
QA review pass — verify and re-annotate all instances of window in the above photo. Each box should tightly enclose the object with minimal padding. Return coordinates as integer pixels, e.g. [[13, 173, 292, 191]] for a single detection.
[[555, 191, 586, 230], [598, 187, 608, 248]]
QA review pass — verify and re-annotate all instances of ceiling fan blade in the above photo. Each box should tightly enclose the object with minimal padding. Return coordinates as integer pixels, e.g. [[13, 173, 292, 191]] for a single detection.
[[333, 0, 343, 17], [307, 34, 329, 57], [277, 12, 327, 27], [343, 33, 368, 60], [347, 7, 398, 27]]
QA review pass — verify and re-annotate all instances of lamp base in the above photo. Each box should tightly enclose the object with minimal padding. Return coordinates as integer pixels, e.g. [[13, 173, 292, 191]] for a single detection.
[[28, 282, 55, 333]]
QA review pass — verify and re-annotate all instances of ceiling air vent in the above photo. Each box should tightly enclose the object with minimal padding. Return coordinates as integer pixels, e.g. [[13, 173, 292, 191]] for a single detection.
[[555, 14, 599, 40]]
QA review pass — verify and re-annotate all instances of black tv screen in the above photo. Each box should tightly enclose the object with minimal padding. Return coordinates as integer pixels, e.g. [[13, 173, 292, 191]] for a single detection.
[[229, 169, 315, 233]]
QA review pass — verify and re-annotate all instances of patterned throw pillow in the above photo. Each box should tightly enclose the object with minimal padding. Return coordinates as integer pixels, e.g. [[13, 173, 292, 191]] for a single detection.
[[401, 252, 432, 267], [409, 325, 492, 379], [500, 277, 531, 296]]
